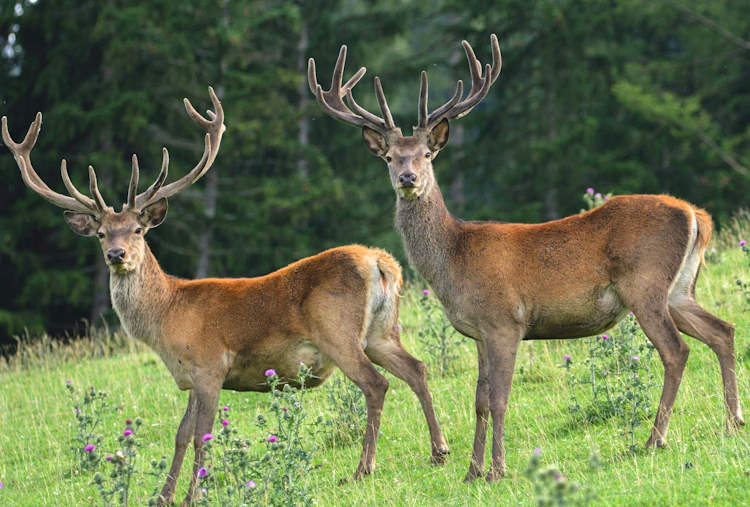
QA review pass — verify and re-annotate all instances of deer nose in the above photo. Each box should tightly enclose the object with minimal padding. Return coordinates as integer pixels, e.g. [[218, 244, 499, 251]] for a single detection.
[[398, 171, 417, 187], [107, 248, 126, 264]]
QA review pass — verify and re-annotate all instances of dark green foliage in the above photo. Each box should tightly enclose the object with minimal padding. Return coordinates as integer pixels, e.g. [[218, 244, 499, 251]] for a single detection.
[[1, 0, 749, 344]]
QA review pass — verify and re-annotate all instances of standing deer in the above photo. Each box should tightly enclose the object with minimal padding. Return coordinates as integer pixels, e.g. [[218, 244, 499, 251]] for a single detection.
[[308, 35, 744, 481], [2, 88, 448, 504]]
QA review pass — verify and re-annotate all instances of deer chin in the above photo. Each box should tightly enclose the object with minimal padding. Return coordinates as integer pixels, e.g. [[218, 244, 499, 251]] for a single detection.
[[108, 262, 136, 275], [398, 185, 423, 200]]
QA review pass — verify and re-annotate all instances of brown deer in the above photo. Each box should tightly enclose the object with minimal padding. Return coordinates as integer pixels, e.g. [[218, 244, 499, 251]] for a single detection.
[[308, 36, 744, 481], [2, 88, 448, 504]]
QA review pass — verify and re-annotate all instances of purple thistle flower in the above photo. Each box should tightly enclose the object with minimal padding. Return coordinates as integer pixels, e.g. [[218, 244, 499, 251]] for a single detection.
[[223, 406, 229, 412], [534, 447, 541, 456], [595, 192, 602, 199], [282, 407, 288, 412], [631, 355, 640, 361], [0, 481, 3, 488], [201, 488, 207, 494], [264, 369, 276, 377], [246, 480, 257, 488], [123, 429, 133, 437], [397, 323, 402, 330], [84, 444, 95, 452], [554, 472, 563, 481], [66, 379, 72, 385], [197, 468, 208, 478], [586, 187, 594, 194], [740, 240, 747, 247], [268, 435, 278, 443], [221, 419, 229, 427], [563, 354, 571, 362], [202, 433, 213, 442], [74, 409, 81, 414], [423, 289, 430, 295], [125, 419, 132, 426], [604, 195, 610, 201], [105, 456, 113, 462], [602, 334, 608, 340]]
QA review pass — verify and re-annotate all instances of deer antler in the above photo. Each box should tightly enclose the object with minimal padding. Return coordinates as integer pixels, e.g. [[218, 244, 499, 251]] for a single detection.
[[416, 34, 501, 131], [131, 86, 224, 210], [308, 45, 402, 137], [2, 113, 108, 214]]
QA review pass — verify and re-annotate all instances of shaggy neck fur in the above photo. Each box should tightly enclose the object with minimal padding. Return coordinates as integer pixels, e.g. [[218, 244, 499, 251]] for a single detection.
[[395, 179, 461, 294], [109, 242, 173, 346]]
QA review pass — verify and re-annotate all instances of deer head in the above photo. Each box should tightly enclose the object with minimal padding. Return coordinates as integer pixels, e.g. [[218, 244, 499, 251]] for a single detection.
[[308, 35, 501, 200], [2, 87, 225, 274]]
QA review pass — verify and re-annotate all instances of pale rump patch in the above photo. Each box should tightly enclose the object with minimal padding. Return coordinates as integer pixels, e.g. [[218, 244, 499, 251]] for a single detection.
[[669, 212, 700, 306]]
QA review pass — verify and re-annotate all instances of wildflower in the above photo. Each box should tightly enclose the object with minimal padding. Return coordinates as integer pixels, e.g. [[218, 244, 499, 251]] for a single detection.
[[66, 379, 72, 385], [294, 401, 300, 408], [223, 406, 229, 412], [602, 334, 608, 340], [554, 472, 563, 481], [282, 406, 288, 412], [74, 409, 81, 414], [604, 195, 610, 201], [245, 480, 257, 488], [125, 419, 132, 426], [563, 354, 571, 363], [595, 192, 602, 199], [0, 481, 3, 488], [534, 447, 541, 456], [202, 433, 213, 442], [197, 468, 208, 478], [423, 289, 430, 295], [268, 435, 278, 443], [84, 444, 95, 452], [586, 187, 594, 194], [105, 456, 113, 462], [631, 355, 640, 361], [264, 369, 276, 377], [123, 428, 133, 436], [397, 323, 402, 330], [740, 240, 747, 247], [201, 488, 207, 494], [221, 419, 229, 427]]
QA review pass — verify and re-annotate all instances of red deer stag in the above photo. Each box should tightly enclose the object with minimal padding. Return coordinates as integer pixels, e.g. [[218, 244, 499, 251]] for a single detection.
[[2, 88, 448, 504], [308, 36, 744, 481]]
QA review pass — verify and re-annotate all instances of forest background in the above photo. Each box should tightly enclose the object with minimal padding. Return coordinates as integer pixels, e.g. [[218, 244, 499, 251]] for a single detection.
[[0, 0, 748, 346]]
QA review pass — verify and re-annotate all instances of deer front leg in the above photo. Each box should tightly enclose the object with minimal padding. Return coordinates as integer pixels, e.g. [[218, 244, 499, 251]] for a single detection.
[[484, 328, 522, 482], [181, 381, 221, 506], [157, 390, 198, 506], [465, 339, 490, 482]]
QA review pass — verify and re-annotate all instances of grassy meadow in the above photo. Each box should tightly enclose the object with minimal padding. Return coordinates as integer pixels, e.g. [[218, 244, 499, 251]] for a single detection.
[[1, 236, 750, 506]]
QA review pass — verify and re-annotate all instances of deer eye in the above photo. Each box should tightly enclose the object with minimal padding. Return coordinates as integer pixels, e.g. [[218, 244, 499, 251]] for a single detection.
[[97, 232, 105, 239], [425, 152, 431, 158], [385, 156, 392, 162], [134, 227, 143, 235]]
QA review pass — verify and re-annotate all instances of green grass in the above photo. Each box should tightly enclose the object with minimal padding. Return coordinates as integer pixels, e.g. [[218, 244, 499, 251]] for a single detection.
[[1, 247, 750, 505]]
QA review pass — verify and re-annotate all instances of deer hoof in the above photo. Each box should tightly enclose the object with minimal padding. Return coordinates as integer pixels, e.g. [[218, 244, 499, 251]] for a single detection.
[[645, 436, 667, 449], [485, 466, 505, 482], [431, 446, 450, 465], [464, 466, 483, 483]]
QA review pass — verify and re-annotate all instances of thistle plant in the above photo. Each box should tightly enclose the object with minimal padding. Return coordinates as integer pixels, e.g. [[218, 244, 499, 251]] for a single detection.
[[524, 448, 584, 506], [321, 373, 366, 448], [66, 380, 107, 472], [417, 289, 465, 376], [92, 418, 145, 507], [563, 314, 658, 451], [581, 187, 612, 211]]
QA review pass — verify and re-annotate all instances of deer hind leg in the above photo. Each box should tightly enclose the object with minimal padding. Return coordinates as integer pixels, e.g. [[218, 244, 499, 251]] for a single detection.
[[630, 302, 690, 448], [365, 324, 449, 465], [157, 390, 198, 506], [465, 339, 490, 482], [670, 298, 744, 430]]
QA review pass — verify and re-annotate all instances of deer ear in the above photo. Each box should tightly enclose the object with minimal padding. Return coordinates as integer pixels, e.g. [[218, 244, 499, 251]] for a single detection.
[[139, 198, 168, 228], [63, 211, 100, 236], [427, 118, 450, 153], [362, 126, 389, 157]]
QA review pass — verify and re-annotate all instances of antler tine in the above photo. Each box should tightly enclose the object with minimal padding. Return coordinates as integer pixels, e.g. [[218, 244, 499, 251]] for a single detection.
[[136, 148, 169, 206], [374, 77, 396, 130], [88, 165, 108, 211], [308, 46, 399, 135], [61, 159, 98, 209], [3, 114, 100, 213], [489, 33, 502, 84], [425, 80, 464, 125], [127, 154, 139, 208], [418, 71, 429, 128]]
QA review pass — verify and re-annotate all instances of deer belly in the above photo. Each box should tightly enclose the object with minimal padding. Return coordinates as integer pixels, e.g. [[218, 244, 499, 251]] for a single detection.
[[526, 285, 627, 339], [223, 340, 336, 392]]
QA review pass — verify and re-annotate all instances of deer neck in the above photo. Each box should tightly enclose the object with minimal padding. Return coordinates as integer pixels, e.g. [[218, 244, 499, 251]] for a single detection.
[[109, 242, 173, 347], [395, 180, 461, 291]]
